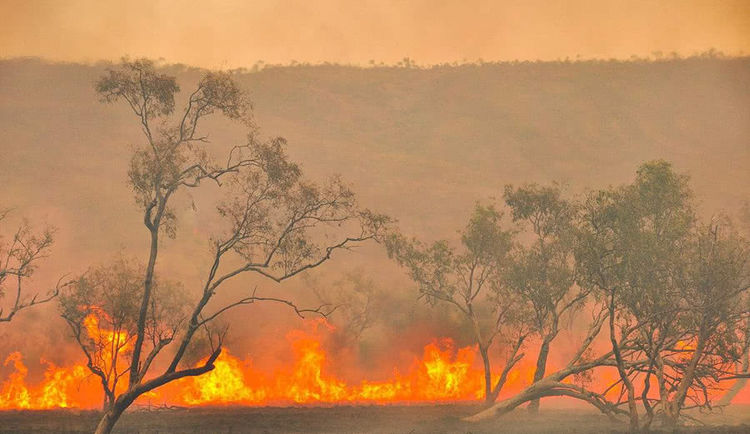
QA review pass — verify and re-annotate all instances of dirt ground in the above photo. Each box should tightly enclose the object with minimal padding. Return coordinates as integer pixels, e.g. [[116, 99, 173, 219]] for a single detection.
[[0, 404, 748, 433]]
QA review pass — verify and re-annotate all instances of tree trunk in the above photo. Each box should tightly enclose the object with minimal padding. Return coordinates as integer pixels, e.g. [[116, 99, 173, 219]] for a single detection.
[[130, 225, 160, 386], [465, 378, 626, 422], [93, 402, 126, 434], [607, 299, 639, 430], [466, 383, 543, 421], [479, 346, 495, 404], [641, 367, 655, 429], [528, 339, 550, 414], [665, 333, 707, 426], [719, 346, 749, 406], [719, 375, 749, 406]]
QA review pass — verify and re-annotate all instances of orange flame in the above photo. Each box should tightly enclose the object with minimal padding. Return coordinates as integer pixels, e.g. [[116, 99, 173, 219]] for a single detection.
[[172, 329, 487, 406], [1, 318, 748, 409]]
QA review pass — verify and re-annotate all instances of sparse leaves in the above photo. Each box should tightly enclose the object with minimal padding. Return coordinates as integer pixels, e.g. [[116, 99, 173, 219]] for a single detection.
[[80, 58, 389, 432], [0, 210, 62, 323], [386, 203, 522, 403], [96, 58, 179, 120]]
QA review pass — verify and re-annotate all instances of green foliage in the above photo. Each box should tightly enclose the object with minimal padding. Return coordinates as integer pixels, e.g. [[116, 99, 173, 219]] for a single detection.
[[96, 58, 252, 238], [96, 58, 179, 119], [577, 160, 694, 309], [387, 203, 513, 312], [576, 160, 750, 419], [502, 183, 580, 336]]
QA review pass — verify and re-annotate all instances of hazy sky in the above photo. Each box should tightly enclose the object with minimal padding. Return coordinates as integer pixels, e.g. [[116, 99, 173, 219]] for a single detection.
[[1, 0, 749, 68]]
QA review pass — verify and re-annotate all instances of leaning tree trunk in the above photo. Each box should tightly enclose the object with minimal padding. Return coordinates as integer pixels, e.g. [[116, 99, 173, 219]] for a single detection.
[[94, 392, 139, 434], [719, 376, 749, 406], [464, 377, 627, 422], [466, 382, 546, 421]]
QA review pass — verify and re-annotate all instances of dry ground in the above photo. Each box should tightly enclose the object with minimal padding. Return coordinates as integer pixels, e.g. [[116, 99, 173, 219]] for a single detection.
[[0, 404, 748, 434]]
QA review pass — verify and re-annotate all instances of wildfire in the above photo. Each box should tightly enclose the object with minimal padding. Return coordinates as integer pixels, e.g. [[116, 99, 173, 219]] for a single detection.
[[0, 319, 490, 409], [174, 328, 487, 406], [1, 318, 748, 410], [0, 352, 95, 409]]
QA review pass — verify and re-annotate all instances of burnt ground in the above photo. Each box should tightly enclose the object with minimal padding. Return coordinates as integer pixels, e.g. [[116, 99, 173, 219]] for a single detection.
[[0, 404, 748, 434]]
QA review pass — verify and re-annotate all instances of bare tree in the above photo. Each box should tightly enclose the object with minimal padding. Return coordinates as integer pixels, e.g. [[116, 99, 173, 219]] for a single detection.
[[77, 58, 388, 434], [387, 203, 529, 404], [0, 209, 65, 323], [502, 183, 585, 413]]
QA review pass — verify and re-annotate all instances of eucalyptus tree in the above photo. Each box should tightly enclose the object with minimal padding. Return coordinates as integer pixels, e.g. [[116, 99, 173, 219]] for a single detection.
[[0, 209, 66, 323], [502, 183, 585, 413], [470, 162, 690, 424], [576, 160, 695, 429], [655, 219, 750, 426], [575, 161, 750, 428], [387, 204, 528, 404], [77, 58, 388, 434], [469, 161, 750, 426]]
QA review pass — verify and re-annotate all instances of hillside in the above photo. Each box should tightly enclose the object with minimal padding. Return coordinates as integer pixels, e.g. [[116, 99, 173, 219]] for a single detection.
[[0, 56, 748, 364]]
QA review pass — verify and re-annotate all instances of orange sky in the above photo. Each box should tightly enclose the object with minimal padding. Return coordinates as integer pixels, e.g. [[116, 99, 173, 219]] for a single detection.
[[1, 0, 749, 68]]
